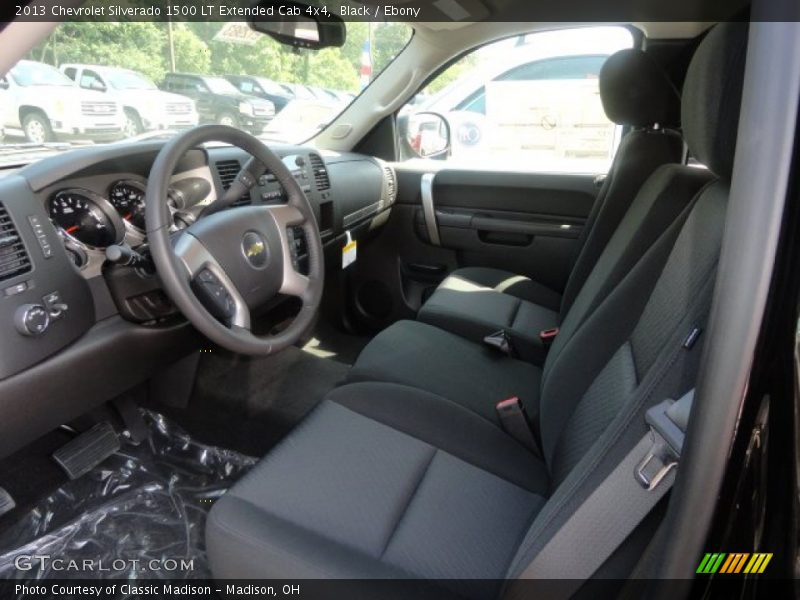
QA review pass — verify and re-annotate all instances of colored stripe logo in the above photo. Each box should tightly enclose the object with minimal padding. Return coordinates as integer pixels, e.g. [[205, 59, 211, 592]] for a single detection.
[[696, 553, 772, 574]]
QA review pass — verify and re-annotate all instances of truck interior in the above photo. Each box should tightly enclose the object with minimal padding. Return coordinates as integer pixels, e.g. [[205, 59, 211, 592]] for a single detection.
[[0, 1, 799, 597]]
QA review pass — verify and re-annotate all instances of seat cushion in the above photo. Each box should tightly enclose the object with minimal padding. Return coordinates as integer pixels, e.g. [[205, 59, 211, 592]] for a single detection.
[[207, 386, 547, 599], [436, 267, 563, 309], [345, 320, 542, 426], [418, 268, 559, 364]]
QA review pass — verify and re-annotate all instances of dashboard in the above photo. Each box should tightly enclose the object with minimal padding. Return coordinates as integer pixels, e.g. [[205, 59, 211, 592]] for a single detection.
[[0, 138, 397, 458]]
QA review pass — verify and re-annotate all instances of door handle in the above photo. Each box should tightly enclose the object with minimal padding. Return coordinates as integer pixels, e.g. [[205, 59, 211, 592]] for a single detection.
[[420, 173, 441, 246]]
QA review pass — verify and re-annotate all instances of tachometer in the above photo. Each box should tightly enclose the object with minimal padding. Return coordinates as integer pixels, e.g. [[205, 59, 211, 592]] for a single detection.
[[49, 189, 122, 249], [109, 180, 147, 232]]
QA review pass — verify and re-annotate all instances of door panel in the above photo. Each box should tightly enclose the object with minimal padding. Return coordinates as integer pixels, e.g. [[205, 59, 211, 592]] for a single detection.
[[346, 166, 599, 330], [409, 167, 596, 290]]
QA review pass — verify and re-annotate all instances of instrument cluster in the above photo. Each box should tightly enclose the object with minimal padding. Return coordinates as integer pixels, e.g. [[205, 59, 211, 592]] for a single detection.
[[47, 175, 208, 270]]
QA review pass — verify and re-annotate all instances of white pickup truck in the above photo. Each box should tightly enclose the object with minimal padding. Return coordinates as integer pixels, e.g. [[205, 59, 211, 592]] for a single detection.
[[61, 64, 199, 138], [0, 60, 125, 144]]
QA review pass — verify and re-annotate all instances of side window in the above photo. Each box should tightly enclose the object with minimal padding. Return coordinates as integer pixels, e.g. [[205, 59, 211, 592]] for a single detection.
[[80, 69, 105, 91], [399, 26, 634, 173], [497, 55, 607, 81], [63, 67, 77, 81], [238, 80, 254, 93]]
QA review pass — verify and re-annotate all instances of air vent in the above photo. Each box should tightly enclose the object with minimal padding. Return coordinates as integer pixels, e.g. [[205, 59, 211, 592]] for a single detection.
[[384, 166, 397, 202], [309, 154, 330, 191], [0, 204, 32, 283], [215, 159, 251, 206]]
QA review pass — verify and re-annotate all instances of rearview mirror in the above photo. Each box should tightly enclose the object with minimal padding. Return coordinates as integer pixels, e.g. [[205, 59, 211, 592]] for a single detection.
[[248, 1, 346, 50], [398, 112, 452, 160]]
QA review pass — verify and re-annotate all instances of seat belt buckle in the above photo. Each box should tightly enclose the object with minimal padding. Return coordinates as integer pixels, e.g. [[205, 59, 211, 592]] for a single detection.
[[539, 327, 559, 347], [634, 391, 693, 490], [496, 397, 537, 452], [634, 432, 679, 491], [484, 329, 516, 357]]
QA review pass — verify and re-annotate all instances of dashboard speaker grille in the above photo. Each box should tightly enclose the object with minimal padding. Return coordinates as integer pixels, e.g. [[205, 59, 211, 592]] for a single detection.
[[0, 204, 32, 282], [215, 159, 251, 206], [309, 153, 330, 191]]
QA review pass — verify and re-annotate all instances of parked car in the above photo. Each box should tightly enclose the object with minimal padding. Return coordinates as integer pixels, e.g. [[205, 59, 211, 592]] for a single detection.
[[405, 51, 619, 163], [60, 64, 199, 138], [0, 60, 125, 143], [279, 82, 321, 102], [161, 73, 275, 134], [225, 75, 293, 114], [324, 89, 356, 104]]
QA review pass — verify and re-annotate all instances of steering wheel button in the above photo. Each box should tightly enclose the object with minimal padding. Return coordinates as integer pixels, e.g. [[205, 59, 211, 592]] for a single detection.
[[197, 269, 217, 284]]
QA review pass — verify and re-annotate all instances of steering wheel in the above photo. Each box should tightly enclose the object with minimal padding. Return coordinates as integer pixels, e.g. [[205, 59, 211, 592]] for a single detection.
[[146, 125, 324, 355]]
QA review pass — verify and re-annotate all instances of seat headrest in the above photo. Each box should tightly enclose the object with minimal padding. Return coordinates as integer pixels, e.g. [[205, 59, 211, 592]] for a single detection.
[[599, 48, 680, 129], [681, 23, 749, 180]]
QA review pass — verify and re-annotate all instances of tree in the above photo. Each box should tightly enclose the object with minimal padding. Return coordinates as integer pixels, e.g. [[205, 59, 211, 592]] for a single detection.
[[22, 21, 413, 93], [171, 23, 211, 74], [305, 48, 360, 90], [372, 23, 412, 74], [28, 22, 168, 82]]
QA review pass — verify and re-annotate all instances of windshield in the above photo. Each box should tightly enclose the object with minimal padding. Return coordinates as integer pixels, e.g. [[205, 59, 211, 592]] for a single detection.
[[105, 70, 157, 90], [10, 61, 74, 87], [0, 21, 413, 165], [203, 76, 240, 95]]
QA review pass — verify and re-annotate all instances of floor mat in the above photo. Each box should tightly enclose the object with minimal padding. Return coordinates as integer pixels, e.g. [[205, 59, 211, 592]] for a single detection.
[[0, 411, 254, 580], [301, 317, 371, 366], [170, 344, 351, 456]]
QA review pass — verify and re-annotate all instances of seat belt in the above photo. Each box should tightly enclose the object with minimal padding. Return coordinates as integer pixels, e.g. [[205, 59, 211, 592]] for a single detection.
[[514, 389, 694, 592]]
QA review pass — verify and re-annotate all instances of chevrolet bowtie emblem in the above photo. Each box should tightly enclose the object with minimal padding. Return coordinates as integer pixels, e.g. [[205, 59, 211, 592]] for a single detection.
[[242, 232, 268, 268], [246, 240, 265, 258]]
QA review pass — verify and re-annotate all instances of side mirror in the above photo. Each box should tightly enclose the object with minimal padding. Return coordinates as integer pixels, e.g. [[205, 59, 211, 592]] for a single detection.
[[0, 79, 8, 91], [398, 111, 452, 160], [248, 0, 346, 50]]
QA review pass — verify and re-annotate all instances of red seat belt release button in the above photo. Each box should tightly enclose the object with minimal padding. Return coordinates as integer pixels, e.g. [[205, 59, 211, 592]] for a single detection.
[[539, 327, 559, 346]]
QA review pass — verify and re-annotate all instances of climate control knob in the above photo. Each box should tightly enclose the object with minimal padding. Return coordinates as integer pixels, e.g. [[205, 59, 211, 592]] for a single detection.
[[14, 304, 50, 337]]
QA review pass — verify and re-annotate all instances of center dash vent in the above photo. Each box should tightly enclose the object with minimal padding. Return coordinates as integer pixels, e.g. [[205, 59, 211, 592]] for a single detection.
[[215, 159, 251, 206], [0, 204, 32, 283], [309, 153, 330, 191]]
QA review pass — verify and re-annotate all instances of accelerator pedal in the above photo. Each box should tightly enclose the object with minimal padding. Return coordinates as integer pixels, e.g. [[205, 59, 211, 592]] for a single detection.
[[53, 422, 121, 480]]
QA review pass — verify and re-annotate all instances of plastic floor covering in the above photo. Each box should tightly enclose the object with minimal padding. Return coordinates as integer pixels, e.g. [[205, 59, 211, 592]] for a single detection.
[[0, 411, 256, 581]]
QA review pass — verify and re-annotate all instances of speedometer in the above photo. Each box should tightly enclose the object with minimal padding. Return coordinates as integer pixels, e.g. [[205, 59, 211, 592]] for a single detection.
[[49, 189, 122, 249], [109, 180, 147, 231]]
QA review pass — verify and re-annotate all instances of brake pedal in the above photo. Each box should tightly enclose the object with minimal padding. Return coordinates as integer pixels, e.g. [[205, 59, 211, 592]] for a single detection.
[[0, 487, 15, 518], [53, 422, 121, 480]]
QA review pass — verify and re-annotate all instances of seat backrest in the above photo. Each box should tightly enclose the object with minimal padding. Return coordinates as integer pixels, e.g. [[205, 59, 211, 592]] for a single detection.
[[507, 21, 749, 578], [559, 49, 685, 320]]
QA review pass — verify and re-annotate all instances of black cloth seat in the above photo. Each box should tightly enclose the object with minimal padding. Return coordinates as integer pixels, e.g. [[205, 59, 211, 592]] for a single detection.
[[208, 383, 548, 599], [418, 48, 686, 364], [349, 161, 714, 422], [346, 319, 542, 426], [207, 24, 748, 593]]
